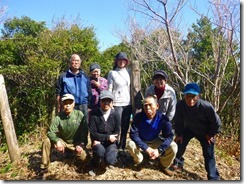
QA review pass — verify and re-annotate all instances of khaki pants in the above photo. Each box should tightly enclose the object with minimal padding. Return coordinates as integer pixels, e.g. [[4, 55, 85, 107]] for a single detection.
[[126, 138, 177, 168], [41, 138, 89, 169]]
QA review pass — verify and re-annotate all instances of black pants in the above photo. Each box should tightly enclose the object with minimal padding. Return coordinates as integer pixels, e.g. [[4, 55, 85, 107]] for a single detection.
[[114, 105, 132, 150], [92, 142, 118, 166]]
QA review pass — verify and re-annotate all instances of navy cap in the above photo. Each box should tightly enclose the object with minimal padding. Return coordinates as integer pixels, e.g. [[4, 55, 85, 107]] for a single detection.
[[183, 83, 200, 95], [152, 70, 168, 80], [100, 90, 114, 101]]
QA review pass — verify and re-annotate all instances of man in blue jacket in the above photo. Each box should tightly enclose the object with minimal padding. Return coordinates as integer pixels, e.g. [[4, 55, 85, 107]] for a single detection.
[[172, 82, 221, 180], [56, 54, 92, 123], [127, 94, 177, 176]]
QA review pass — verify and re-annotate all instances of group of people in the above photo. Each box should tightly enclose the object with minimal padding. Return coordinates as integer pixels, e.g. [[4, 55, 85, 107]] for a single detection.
[[40, 52, 222, 180]]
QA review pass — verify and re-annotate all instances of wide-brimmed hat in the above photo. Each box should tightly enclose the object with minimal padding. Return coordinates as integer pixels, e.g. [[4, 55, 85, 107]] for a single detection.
[[183, 83, 200, 95], [115, 52, 129, 66]]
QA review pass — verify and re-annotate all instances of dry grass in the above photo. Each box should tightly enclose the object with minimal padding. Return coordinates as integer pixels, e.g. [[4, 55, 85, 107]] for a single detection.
[[0, 135, 240, 181]]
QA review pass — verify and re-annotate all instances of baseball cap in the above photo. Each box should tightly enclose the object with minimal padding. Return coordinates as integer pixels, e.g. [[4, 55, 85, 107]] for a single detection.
[[61, 94, 75, 102], [90, 63, 101, 72], [100, 90, 114, 101], [152, 70, 168, 80], [183, 83, 200, 95]]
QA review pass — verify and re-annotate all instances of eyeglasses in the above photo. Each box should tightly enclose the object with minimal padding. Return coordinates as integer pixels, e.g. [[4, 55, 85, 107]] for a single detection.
[[101, 99, 112, 103]]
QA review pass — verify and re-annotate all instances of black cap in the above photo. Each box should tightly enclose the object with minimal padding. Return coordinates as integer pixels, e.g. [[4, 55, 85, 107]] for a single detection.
[[152, 70, 168, 80]]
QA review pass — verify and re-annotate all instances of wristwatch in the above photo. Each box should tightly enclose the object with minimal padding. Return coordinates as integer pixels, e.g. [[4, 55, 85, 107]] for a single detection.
[[158, 148, 164, 156]]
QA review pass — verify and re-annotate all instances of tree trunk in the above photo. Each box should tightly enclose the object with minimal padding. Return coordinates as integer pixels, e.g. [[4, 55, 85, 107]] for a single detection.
[[0, 74, 21, 162], [130, 60, 143, 115]]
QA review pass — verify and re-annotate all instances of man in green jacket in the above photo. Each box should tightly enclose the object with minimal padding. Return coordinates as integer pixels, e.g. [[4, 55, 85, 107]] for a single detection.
[[41, 94, 89, 170]]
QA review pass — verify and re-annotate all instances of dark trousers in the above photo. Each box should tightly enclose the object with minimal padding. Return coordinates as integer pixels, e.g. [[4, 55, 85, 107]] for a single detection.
[[75, 104, 88, 124], [114, 105, 132, 150], [174, 128, 220, 180], [92, 142, 118, 166]]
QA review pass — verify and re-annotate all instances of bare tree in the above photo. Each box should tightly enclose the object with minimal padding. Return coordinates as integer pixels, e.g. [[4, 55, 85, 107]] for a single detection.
[[121, 0, 240, 113], [207, 0, 240, 112], [127, 0, 188, 86], [0, 0, 7, 24]]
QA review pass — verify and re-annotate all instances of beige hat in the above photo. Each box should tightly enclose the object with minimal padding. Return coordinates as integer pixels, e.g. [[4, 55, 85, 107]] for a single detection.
[[61, 94, 75, 101]]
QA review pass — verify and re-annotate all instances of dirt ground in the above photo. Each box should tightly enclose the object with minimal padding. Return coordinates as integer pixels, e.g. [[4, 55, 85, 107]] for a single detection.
[[0, 137, 240, 181]]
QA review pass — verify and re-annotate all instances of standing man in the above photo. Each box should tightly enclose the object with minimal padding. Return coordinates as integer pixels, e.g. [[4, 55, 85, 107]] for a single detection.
[[172, 82, 221, 180], [41, 94, 89, 170], [127, 94, 177, 176], [145, 70, 176, 121], [56, 54, 91, 127]]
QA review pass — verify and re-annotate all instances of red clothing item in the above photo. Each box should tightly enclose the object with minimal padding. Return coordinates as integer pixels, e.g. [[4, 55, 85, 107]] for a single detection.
[[154, 85, 165, 99]]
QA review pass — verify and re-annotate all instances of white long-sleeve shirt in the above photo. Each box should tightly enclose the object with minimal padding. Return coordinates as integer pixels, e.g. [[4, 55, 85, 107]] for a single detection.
[[107, 67, 131, 106]]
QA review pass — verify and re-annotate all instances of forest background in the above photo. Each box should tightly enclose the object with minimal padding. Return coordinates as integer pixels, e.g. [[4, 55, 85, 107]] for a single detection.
[[0, 0, 240, 180]]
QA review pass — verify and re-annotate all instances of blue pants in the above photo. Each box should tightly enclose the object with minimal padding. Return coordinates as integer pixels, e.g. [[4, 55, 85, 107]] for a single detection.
[[92, 142, 118, 165], [114, 105, 132, 150], [174, 128, 220, 180]]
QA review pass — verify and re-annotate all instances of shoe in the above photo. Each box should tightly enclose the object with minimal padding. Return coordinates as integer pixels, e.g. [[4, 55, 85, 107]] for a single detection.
[[161, 168, 174, 176], [106, 165, 115, 169], [40, 163, 49, 170], [133, 162, 143, 171], [88, 169, 96, 176], [169, 164, 183, 172]]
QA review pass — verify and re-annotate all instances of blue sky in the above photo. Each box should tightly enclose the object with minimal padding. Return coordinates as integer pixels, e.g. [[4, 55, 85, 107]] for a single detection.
[[1, 0, 128, 51], [1, 0, 238, 52]]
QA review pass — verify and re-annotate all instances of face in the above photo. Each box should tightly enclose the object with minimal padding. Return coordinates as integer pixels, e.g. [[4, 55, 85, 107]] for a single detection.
[[62, 99, 75, 115], [184, 94, 199, 107], [91, 69, 100, 79], [116, 59, 127, 68], [143, 96, 159, 119], [153, 76, 166, 88], [70, 54, 81, 71], [100, 98, 113, 111]]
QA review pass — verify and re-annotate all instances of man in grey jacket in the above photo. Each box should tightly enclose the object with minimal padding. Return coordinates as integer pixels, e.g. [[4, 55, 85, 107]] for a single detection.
[[145, 70, 176, 121], [172, 82, 221, 180]]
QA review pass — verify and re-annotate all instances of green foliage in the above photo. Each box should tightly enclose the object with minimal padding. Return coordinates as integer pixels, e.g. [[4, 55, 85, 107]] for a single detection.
[[0, 16, 102, 140], [0, 143, 8, 152], [0, 163, 12, 173], [1, 16, 47, 38]]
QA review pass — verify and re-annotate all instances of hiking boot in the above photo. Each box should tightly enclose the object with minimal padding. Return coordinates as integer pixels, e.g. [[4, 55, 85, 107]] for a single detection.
[[133, 162, 143, 171], [88, 169, 96, 176], [40, 163, 49, 170], [161, 168, 174, 176], [106, 165, 115, 170], [169, 164, 183, 172]]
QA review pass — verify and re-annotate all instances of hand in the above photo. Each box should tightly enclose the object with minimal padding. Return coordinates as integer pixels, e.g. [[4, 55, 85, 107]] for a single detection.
[[146, 147, 154, 158], [92, 140, 101, 146], [174, 136, 183, 144], [55, 140, 65, 153], [206, 134, 215, 145], [151, 149, 160, 160], [75, 145, 83, 154], [91, 80, 100, 88], [109, 134, 118, 143]]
